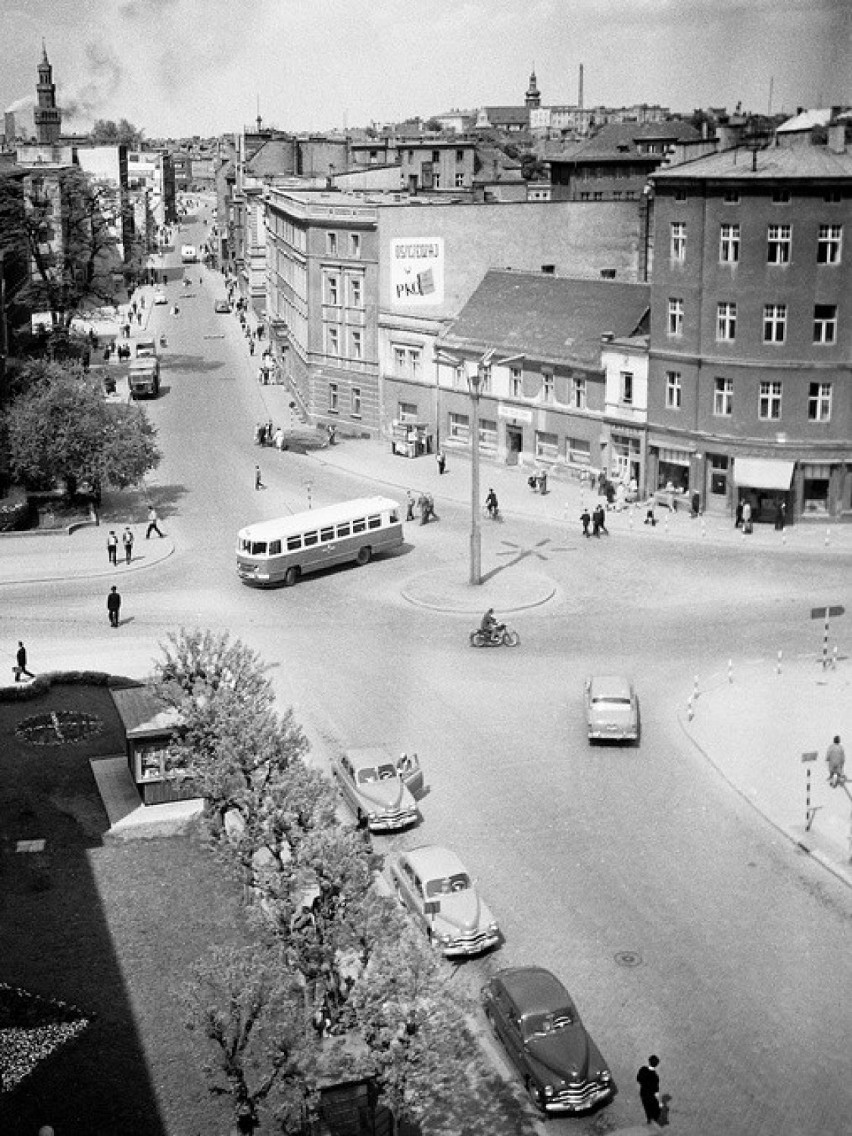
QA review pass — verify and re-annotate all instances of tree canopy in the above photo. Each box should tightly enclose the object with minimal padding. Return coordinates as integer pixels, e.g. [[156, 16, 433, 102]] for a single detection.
[[89, 118, 145, 147]]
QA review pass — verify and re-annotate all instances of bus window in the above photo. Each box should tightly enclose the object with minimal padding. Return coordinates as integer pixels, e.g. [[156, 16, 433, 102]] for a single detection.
[[286, 535, 301, 551], [270, 540, 281, 554], [304, 531, 319, 547], [367, 515, 381, 530], [251, 541, 267, 555], [337, 522, 351, 538], [353, 518, 366, 534], [320, 526, 335, 543]]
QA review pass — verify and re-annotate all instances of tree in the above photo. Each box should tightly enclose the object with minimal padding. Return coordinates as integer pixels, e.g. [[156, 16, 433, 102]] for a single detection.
[[184, 943, 317, 1136], [90, 118, 145, 147], [5, 359, 160, 496]]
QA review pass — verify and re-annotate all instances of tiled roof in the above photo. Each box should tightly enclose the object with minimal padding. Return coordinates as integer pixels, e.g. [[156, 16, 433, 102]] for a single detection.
[[247, 139, 296, 177], [480, 106, 531, 124], [653, 143, 852, 182], [550, 120, 700, 164], [439, 270, 650, 367]]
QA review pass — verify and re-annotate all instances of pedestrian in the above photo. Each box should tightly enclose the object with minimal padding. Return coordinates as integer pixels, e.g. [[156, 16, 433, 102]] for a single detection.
[[137, 310, 142, 325], [122, 526, 134, 564], [255, 464, 263, 490], [742, 499, 753, 534], [485, 488, 498, 519], [774, 500, 786, 531], [14, 641, 34, 682], [826, 735, 846, 787], [326, 423, 336, 446], [636, 1055, 661, 1126], [107, 529, 118, 565], [145, 505, 164, 539], [593, 503, 609, 536], [249, 338, 255, 355], [644, 507, 657, 527], [580, 507, 591, 537], [735, 500, 743, 528], [107, 585, 122, 628], [437, 449, 446, 475], [406, 490, 415, 522]]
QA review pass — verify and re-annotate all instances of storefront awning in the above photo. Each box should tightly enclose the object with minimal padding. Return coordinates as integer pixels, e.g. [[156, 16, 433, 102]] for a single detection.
[[733, 458, 795, 490]]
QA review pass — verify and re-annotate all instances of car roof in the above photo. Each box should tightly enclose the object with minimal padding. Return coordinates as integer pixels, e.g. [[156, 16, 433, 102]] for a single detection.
[[589, 674, 633, 698], [402, 845, 466, 878], [493, 966, 572, 1013], [345, 746, 398, 770]]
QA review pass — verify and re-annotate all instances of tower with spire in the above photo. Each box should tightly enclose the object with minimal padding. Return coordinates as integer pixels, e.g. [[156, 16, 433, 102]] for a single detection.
[[34, 42, 62, 144], [525, 67, 541, 109]]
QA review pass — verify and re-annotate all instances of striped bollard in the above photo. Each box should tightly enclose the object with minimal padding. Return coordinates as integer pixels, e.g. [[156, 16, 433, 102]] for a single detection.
[[782, 531, 786, 545], [822, 610, 830, 669], [687, 695, 694, 721], [693, 674, 699, 703], [728, 659, 733, 684], [825, 528, 830, 547], [701, 519, 706, 538], [776, 650, 782, 675]]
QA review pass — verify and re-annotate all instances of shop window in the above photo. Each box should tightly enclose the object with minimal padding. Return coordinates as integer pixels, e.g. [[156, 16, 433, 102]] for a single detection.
[[802, 476, 830, 515], [535, 431, 559, 460], [479, 419, 498, 452], [709, 454, 728, 496], [398, 401, 418, 423], [448, 412, 470, 442]]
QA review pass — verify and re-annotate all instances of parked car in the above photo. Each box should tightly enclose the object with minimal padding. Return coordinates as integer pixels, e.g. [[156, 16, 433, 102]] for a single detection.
[[390, 845, 500, 957], [584, 674, 639, 743], [214, 299, 230, 313], [331, 747, 422, 832], [153, 289, 167, 305], [481, 967, 616, 1114]]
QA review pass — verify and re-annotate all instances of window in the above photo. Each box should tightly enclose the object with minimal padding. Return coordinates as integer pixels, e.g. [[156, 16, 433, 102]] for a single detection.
[[454, 173, 465, 187], [328, 382, 339, 411], [325, 274, 340, 304], [759, 381, 782, 419], [720, 223, 740, 263], [670, 222, 686, 262], [535, 431, 559, 460], [709, 454, 729, 496], [824, 191, 841, 204], [327, 232, 338, 254], [320, 526, 335, 543], [817, 224, 842, 264], [567, 437, 591, 464], [351, 329, 363, 359], [542, 370, 554, 402], [351, 387, 362, 417], [674, 189, 687, 203], [668, 298, 684, 337], [723, 190, 740, 204], [808, 382, 832, 421], [716, 301, 737, 341], [571, 375, 587, 409], [393, 346, 422, 379], [432, 150, 440, 163], [327, 327, 339, 356], [433, 172, 441, 189], [479, 418, 498, 452], [398, 401, 418, 422], [813, 304, 837, 344], [349, 277, 363, 307], [336, 522, 351, 538], [480, 365, 492, 394], [286, 535, 301, 551], [510, 366, 522, 398], [763, 303, 787, 344], [304, 531, 319, 547], [349, 232, 361, 258], [665, 371, 682, 409], [767, 224, 791, 264], [772, 189, 791, 204], [713, 377, 733, 417], [456, 149, 465, 162], [620, 371, 634, 404], [448, 412, 470, 441]]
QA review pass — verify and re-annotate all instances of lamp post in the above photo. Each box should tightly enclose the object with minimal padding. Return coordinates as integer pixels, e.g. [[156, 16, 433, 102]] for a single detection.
[[467, 359, 486, 585]]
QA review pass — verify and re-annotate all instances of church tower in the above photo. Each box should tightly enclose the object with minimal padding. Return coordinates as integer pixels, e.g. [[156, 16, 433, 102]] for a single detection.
[[525, 67, 541, 109], [34, 42, 62, 144]]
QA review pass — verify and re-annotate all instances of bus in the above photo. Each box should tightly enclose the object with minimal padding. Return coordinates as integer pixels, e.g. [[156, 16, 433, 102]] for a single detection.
[[236, 496, 404, 587], [180, 244, 198, 263]]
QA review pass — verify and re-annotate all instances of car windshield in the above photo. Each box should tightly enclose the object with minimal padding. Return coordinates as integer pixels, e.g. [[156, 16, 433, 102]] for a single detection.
[[425, 872, 470, 898], [357, 764, 398, 785], [592, 696, 631, 707], [523, 1007, 575, 1037]]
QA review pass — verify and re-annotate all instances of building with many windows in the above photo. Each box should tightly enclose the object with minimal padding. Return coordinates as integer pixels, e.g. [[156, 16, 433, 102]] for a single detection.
[[648, 127, 852, 521]]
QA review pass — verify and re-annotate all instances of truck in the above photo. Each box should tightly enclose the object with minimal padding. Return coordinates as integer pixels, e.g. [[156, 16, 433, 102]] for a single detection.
[[128, 357, 161, 398]]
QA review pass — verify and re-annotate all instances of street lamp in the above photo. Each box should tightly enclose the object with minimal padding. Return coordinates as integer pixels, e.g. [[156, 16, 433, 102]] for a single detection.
[[467, 350, 492, 586]]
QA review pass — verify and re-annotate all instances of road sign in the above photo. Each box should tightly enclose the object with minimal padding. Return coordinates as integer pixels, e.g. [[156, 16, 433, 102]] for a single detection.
[[810, 605, 845, 619], [801, 751, 819, 763]]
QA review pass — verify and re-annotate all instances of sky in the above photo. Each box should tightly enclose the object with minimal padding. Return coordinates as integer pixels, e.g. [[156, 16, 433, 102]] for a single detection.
[[3, 0, 851, 138]]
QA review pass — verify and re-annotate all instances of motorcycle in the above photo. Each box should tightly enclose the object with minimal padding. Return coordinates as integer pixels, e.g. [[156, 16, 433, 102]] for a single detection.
[[469, 624, 520, 648]]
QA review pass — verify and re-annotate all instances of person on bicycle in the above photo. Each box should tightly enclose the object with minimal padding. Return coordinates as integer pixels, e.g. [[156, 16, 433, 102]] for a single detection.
[[485, 488, 499, 518]]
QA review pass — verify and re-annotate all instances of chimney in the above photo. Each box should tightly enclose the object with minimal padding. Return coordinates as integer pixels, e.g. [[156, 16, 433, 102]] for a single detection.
[[578, 63, 584, 112], [827, 123, 846, 154]]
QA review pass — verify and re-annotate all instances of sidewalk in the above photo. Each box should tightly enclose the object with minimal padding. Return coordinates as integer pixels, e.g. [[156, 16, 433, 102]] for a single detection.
[[0, 523, 174, 586]]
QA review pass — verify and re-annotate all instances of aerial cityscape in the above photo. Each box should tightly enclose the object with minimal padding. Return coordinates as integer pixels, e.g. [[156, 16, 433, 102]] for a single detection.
[[1, 7, 851, 1136]]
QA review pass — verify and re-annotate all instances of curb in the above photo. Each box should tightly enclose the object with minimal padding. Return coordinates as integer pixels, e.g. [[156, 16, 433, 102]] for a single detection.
[[0, 538, 175, 588]]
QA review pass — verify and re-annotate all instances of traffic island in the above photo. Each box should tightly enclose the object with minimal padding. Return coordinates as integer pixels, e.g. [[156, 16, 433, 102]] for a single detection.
[[400, 566, 557, 613]]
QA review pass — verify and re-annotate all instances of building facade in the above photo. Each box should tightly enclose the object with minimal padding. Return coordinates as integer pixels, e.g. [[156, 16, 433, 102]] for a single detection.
[[648, 130, 852, 521]]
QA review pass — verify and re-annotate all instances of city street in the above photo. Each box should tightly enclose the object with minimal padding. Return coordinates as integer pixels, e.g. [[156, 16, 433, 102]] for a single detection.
[[4, 202, 852, 1136]]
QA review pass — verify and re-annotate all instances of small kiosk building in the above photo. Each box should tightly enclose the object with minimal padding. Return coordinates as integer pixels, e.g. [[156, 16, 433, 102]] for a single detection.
[[110, 685, 197, 806]]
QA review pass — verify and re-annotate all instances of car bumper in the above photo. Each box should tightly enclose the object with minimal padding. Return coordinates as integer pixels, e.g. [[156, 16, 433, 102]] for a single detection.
[[440, 931, 501, 957], [367, 811, 418, 832], [588, 726, 637, 741], [542, 1081, 616, 1113]]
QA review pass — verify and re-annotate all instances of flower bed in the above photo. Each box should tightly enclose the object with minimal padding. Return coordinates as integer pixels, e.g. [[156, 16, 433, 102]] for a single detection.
[[0, 984, 91, 1092]]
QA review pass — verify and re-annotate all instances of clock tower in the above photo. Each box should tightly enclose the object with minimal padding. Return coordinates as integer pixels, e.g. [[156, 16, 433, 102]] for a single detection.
[[34, 42, 62, 144]]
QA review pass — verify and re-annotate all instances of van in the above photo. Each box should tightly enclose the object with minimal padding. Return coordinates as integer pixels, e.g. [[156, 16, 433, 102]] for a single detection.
[[128, 357, 160, 398], [135, 338, 157, 358]]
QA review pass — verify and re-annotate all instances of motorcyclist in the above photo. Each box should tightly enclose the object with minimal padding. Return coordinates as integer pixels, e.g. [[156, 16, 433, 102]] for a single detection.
[[480, 608, 503, 640], [485, 488, 499, 518]]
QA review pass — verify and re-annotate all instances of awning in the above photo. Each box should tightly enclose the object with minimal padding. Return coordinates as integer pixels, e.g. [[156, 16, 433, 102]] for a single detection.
[[733, 457, 795, 490]]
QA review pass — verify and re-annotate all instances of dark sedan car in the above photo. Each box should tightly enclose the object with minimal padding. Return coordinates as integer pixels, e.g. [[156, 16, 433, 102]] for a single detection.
[[481, 966, 616, 1114]]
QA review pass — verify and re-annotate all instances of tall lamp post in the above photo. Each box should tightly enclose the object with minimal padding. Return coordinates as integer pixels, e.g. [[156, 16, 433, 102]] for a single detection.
[[467, 349, 493, 586]]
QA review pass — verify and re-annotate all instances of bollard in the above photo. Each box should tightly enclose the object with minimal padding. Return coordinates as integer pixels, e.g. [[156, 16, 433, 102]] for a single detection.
[[728, 658, 733, 684], [825, 527, 830, 547], [664, 514, 669, 534], [687, 695, 694, 721], [832, 645, 838, 670], [776, 649, 782, 675], [701, 520, 706, 538], [782, 531, 786, 546], [693, 674, 699, 703]]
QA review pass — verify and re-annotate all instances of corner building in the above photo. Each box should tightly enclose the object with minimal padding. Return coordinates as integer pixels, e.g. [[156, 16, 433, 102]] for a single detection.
[[648, 134, 852, 522]]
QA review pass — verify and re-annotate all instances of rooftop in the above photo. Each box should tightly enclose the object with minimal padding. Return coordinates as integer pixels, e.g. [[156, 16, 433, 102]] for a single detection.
[[653, 141, 852, 182]]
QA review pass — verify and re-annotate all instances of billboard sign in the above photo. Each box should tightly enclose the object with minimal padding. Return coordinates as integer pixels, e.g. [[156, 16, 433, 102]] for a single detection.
[[390, 237, 444, 306]]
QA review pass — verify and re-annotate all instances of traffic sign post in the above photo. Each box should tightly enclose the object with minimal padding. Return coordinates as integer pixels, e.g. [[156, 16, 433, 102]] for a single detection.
[[809, 606, 845, 669], [801, 751, 820, 830]]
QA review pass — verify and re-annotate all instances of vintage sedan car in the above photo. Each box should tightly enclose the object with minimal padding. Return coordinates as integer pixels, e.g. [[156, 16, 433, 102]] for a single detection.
[[390, 845, 500, 957], [584, 674, 639, 743], [481, 967, 616, 1115], [331, 747, 422, 833], [153, 289, 167, 305], [214, 299, 230, 313]]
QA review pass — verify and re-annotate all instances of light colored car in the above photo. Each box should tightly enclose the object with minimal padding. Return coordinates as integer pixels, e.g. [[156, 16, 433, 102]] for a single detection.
[[214, 299, 230, 313], [153, 289, 167, 305], [331, 747, 422, 832], [584, 675, 639, 743], [391, 845, 500, 957]]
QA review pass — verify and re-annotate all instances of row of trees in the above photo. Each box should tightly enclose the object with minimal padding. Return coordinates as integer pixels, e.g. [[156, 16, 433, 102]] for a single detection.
[[152, 629, 534, 1136]]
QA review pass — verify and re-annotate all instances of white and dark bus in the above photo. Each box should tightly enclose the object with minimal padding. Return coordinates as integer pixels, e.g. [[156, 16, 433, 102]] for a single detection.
[[236, 496, 404, 587]]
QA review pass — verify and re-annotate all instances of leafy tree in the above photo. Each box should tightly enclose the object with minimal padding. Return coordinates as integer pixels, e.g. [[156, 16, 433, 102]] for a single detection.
[[90, 118, 145, 147], [5, 359, 160, 496], [184, 943, 317, 1136]]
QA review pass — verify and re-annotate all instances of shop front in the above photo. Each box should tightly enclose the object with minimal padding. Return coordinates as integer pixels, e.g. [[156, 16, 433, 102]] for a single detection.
[[110, 686, 197, 807], [732, 457, 795, 524]]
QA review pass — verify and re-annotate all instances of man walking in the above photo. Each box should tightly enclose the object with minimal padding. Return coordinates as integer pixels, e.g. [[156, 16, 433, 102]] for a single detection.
[[636, 1055, 662, 1126], [580, 507, 591, 537], [107, 585, 122, 628], [122, 526, 134, 565], [107, 530, 118, 565], [255, 465, 264, 490], [15, 641, 34, 682], [826, 735, 846, 787], [146, 506, 164, 539]]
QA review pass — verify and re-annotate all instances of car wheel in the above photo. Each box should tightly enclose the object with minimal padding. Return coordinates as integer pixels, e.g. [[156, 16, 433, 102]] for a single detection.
[[356, 546, 372, 566], [526, 1078, 546, 1112], [355, 809, 367, 830], [283, 566, 299, 587]]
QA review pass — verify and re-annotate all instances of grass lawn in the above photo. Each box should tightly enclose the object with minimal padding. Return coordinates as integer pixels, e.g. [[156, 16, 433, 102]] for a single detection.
[[0, 683, 248, 1136]]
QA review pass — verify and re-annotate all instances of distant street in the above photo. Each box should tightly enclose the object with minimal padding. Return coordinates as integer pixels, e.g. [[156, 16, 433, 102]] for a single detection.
[[7, 202, 852, 1136]]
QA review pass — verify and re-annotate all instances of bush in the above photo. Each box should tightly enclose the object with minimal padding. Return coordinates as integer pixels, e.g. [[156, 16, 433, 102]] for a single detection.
[[0, 497, 32, 532], [0, 669, 137, 701]]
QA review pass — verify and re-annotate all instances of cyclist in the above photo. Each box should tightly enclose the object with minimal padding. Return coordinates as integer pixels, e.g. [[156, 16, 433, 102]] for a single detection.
[[485, 488, 499, 518]]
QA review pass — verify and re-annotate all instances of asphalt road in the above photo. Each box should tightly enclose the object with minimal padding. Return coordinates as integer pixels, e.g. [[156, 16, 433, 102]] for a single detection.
[[7, 203, 852, 1136]]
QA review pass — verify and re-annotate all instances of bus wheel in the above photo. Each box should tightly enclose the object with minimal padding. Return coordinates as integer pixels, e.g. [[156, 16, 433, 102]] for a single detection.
[[356, 546, 372, 566], [284, 566, 300, 587]]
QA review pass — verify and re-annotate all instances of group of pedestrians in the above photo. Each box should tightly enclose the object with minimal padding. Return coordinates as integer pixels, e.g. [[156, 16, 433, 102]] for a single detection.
[[579, 502, 609, 537], [105, 508, 164, 566]]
